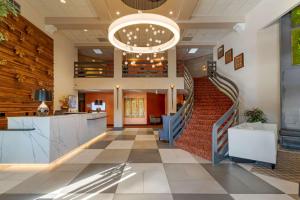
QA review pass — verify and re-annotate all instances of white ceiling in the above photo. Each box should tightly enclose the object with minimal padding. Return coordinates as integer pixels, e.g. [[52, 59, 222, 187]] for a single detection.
[[27, 0, 97, 17], [25, 0, 263, 60], [61, 30, 106, 43], [193, 0, 262, 17], [177, 46, 212, 61]]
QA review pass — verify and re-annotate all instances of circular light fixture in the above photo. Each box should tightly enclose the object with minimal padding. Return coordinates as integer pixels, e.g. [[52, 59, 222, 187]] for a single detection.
[[121, 0, 167, 10], [108, 13, 180, 54]]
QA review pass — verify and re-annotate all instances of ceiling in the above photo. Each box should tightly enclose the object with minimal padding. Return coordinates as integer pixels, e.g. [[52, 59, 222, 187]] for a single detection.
[[26, 0, 262, 60]]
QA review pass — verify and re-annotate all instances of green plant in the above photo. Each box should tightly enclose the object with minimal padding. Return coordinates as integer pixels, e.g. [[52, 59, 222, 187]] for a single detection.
[[0, 0, 17, 17], [0, 0, 18, 42], [244, 108, 267, 123]]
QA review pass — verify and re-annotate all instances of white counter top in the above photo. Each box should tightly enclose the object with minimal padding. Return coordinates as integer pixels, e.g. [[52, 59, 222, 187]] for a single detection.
[[0, 113, 107, 164]]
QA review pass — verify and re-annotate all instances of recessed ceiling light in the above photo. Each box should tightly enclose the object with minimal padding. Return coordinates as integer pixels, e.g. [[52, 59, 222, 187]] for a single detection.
[[116, 11, 120, 15], [83, 29, 88, 32], [169, 11, 173, 15], [188, 48, 198, 54], [60, 0, 66, 4], [93, 49, 103, 54]]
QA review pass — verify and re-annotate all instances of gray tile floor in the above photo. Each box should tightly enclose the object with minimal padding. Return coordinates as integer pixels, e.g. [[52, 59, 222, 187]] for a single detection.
[[0, 128, 298, 200]]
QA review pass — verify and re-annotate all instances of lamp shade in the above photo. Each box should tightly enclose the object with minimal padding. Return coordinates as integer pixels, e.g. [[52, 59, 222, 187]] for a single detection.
[[35, 89, 52, 102], [94, 100, 103, 105]]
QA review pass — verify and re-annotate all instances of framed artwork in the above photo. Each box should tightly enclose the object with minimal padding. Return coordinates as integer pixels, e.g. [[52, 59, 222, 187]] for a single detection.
[[124, 98, 145, 118], [292, 28, 300, 65], [234, 53, 244, 70], [68, 95, 77, 109], [225, 48, 233, 64], [291, 6, 300, 27], [217, 45, 224, 59]]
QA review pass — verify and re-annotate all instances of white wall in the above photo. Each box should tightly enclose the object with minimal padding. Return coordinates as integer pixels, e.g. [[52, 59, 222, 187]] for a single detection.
[[185, 54, 213, 77], [213, 0, 300, 124], [53, 33, 78, 110], [16, 0, 78, 111]]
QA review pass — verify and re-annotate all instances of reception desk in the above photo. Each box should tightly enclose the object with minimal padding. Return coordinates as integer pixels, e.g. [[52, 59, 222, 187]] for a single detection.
[[0, 113, 107, 164]]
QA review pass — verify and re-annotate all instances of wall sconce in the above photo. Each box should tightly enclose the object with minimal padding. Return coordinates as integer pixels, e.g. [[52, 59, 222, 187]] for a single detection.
[[201, 65, 207, 71], [170, 84, 175, 110], [116, 85, 120, 110]]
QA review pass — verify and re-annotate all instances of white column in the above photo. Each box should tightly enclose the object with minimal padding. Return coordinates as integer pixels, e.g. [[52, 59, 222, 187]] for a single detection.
[[168, 47, 177, 79], [114, 87, 123, 128], [167, 47, 177, 114], [167, 86, 177, 114], [113, 48, 123, 128], [114, 48, 123, 79]]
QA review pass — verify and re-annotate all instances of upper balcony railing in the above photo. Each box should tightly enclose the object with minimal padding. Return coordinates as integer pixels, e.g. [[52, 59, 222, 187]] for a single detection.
[[122, 61, 168, 78], [74, 61, 184, 78], [74, 61, 114, 78]]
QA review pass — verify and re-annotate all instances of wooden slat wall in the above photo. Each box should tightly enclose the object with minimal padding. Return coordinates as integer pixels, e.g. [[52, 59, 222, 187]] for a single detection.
[[0, 15, 54, 128]]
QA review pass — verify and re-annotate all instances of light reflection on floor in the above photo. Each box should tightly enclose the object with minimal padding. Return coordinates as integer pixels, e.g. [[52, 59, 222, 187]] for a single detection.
[[36, 163, 135, 200]]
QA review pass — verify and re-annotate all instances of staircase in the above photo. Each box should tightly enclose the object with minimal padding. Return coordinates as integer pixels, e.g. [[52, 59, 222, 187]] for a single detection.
[[176, 77, 233, 160], [168, 61, 239, 164]]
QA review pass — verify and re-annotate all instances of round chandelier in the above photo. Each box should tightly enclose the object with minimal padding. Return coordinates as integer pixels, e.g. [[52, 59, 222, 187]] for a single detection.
[[121, 0, 167, 10], [108, 12, 180, 54]]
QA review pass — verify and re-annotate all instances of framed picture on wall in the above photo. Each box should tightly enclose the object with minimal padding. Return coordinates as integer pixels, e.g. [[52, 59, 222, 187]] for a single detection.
[[234, 53, 244, 70], [217, 45, 224, 59], [68, 95, 77, 109], [225, 48, 233, 64]]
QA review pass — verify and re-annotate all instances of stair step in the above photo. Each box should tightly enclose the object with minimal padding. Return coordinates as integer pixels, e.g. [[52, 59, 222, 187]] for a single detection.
[[175, 77, 232, 161]]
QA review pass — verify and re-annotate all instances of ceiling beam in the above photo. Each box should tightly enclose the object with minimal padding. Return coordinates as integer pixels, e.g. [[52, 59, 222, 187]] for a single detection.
[[89, 0, 112, 21], [74, 41, 216, 48], [177, 0, 199, 20], [45, 16, 244, 30]]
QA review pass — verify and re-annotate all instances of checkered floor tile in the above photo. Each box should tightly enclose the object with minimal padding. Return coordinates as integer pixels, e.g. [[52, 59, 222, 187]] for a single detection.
[[0, 128, 298, 200]]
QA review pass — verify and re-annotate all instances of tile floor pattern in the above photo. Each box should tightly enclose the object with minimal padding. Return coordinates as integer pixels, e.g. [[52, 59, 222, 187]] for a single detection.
[[0, 128, 298, 200], [252, 150, 300, 183]]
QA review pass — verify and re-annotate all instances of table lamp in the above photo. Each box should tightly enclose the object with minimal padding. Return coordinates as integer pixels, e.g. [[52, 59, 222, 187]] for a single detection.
[[35, 88, 52, 116]]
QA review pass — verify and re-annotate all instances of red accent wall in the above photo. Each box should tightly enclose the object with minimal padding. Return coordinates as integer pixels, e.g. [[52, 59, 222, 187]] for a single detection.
[[85, 92, 114, 125], [146, 93, 166, 124], [177, 94, 185, 104]]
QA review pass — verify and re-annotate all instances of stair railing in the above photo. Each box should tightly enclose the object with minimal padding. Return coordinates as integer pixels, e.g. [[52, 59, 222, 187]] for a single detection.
[[207, 61, 239, 165], [168, 67, 194, 145]]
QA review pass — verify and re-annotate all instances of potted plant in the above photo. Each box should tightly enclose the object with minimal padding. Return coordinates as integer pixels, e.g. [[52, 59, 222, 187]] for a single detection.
[[0, 0, 18, 42], [244, 108, 267, 123]]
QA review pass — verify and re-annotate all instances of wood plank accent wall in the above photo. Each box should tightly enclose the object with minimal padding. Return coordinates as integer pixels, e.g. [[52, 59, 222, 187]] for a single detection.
[[0, 15, 54, 128]]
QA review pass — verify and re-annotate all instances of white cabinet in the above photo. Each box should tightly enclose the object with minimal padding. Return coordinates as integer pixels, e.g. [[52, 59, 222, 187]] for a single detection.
[[228, 123, 278, 165]]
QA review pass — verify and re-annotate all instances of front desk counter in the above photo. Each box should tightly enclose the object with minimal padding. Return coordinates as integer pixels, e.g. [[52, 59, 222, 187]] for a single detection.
[[0, 112, 107, 164]]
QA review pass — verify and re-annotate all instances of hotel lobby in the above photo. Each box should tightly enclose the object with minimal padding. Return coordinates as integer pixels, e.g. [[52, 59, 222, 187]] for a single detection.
[[0, 0, 300, 199]]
